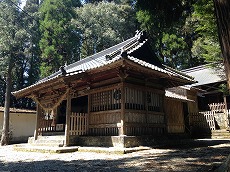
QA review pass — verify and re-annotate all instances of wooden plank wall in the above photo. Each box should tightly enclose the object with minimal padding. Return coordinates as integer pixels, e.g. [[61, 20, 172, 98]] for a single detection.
[[124, 85, 165, 136], [165, 98, 185, 133], [89, 86, 121, 136]]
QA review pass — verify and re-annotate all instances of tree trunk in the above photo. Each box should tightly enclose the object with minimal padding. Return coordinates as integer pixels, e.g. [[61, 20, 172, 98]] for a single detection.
[[213, 0, 230, 89], [1, 61, 13, 146]]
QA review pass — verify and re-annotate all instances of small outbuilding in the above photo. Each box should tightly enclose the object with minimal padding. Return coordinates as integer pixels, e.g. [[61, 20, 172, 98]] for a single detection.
[[13, 32, 195, 147], [0, 107, 36, 143], [182, 64, 230, 137]]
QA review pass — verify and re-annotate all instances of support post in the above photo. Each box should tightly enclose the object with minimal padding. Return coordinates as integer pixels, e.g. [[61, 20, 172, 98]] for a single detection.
[[34, 104, 41, 140], [51, 107, 57, 130], [224, 96, 229, 130], [120, 82, 126, 136], [64, 90, 71, 146], [87, 94, 90, 135]]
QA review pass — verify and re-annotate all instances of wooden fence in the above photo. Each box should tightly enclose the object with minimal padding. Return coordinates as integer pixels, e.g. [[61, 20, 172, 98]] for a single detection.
[[208, 103, 225, 112], [70, 112, 88, 136], [39, 119, 55, 133], [38, 110, 55, 134], [190, 111, 216, 130]]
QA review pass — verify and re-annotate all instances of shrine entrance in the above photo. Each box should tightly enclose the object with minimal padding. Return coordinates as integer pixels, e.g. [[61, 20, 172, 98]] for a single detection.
[[38, 95, 88, 136]]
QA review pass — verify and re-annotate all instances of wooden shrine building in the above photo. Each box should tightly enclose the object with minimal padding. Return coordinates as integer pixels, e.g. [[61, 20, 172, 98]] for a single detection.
[[13, 32, 195, 147]]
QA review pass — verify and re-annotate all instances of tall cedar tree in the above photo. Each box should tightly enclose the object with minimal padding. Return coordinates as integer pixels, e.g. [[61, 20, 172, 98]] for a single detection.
[[11, 0, 41, 109], [0, 0, 21, 145], [213, 0, 230, 90], [39, 0, 81, 78], [191, 0, 221, 63], [135, 0, 204, 69], [73, 1, 137, 58]]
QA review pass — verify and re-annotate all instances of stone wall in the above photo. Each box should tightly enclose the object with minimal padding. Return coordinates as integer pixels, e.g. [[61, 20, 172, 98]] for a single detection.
[[69, 135, 155, 148], [214, 112, 226, 129]]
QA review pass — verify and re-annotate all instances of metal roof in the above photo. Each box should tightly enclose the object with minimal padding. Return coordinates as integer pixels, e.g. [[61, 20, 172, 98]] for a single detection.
[[13, 31, 195, 96], [181, 64, 226, 87]]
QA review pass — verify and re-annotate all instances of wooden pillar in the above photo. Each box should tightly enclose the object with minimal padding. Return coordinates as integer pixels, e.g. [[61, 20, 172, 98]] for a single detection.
[[120, 82, 126, 135], [64, 90, 71, 146], [34, 104, 41, 140], [162, 94, 167, 134], [51, 107, 57, 130], [87, 94, 91, 135], [224, 96, 229, 129]]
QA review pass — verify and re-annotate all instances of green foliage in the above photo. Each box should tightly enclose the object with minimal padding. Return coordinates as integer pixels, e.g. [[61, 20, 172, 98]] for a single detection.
[[219, 83, 229, 96], [0, 0, 41, 109], [0, 0, 21, 145], [135, 0, 203, 69], [73, 1, 137, 58], [82, 0, 135, 5], [39, 0, 81, 77], [191, 0, 221, 63], [0, 0, 21, 79], [162, 33, 190, 69], [136, 0, 185, 28]]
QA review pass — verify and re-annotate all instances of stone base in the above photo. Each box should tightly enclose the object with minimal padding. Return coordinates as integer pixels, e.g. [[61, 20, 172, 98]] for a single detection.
[[70, 135, 155, 148]]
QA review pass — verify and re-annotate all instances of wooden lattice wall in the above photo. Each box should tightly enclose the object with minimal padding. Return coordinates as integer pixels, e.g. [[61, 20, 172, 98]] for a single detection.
[[88, 83, 165, 136]]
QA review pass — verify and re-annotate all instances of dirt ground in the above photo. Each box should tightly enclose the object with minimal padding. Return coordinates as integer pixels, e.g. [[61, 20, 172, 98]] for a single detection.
[[0, 139, 230, 172]]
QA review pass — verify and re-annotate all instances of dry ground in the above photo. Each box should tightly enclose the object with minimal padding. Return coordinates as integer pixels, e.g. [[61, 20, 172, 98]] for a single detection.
[[0, 139, 230, 172]]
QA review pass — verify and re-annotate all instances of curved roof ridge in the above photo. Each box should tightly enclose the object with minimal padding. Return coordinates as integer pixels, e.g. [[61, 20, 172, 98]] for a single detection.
[[65, 36, 137, 71]]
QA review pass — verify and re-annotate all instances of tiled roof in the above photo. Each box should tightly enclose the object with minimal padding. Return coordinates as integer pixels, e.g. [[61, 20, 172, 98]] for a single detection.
[[0, 107, 36, 113], [182, 64, 226, 86], [13, 31, 194, 96], [165, 86, 194, 102]]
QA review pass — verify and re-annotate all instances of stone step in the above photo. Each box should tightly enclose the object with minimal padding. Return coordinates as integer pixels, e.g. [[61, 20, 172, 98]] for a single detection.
[[28, 136, 65, 147], [212, 132, 230, 136], [212, 129, 230, 133], [211, 130, 230, 139], [30, 142, 64, 147], [37, 135, 65, 140], [212, 136, 230, 139], [13, 144, 150, 154], [14, 144, 79, 153]]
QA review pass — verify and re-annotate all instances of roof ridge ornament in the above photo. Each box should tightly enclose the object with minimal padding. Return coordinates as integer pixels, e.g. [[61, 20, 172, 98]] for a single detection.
[[120, 49, 128, 58], [60, 66, 66, 76]]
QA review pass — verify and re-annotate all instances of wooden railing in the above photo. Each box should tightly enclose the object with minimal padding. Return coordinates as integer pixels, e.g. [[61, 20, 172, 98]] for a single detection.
[[38, 119, 55, 134], [70, 112, 88, 136]]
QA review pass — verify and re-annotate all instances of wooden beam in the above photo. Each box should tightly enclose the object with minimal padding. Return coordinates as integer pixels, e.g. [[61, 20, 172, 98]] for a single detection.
[[125, 123, 166, 128], [89, 123, 119, 128], [32, 88, 69, 111], [90, 77, 120, 89]]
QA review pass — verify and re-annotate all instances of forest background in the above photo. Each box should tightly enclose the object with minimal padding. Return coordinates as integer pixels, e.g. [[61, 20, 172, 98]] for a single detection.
[[0, 0, 221, 110]]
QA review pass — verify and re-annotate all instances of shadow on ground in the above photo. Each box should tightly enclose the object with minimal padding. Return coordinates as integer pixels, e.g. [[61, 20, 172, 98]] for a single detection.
[[153, 139, 230, 149], [0, 139, 230, 172]]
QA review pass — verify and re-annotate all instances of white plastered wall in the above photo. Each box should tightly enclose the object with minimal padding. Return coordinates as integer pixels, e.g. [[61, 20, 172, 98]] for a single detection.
[[0, 112, 36, 142]]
